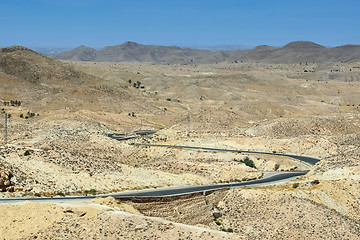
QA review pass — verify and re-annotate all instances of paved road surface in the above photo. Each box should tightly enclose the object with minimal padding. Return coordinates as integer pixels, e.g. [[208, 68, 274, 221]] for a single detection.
[[0, 172, 305, 204], [0, 143, 319, 203], [141, 144, 320, 165]]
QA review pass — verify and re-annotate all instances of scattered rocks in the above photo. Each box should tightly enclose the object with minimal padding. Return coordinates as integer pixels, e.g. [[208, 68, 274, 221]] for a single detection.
[[28, 209, 240, 239], [0, 167, 13, 191]]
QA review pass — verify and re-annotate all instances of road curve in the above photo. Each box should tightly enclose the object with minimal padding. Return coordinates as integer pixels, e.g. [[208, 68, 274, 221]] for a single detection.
[[109, 171, 307, 198], [140, 144, 321, 165], [0, 172, 306, 204], [0, 144, 319, 204]]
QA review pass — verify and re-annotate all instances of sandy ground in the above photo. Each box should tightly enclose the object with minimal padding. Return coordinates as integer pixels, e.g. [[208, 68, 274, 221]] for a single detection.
[[0, 197, 242, 240]]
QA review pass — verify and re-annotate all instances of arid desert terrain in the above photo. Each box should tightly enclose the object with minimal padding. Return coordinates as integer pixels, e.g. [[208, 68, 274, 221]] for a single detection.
[[0, 45, 360, 239]]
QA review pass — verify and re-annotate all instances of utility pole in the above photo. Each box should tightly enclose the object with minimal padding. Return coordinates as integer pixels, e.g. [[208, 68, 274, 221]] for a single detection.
[[187, 110, 191, 137], [1, 110, 10, 145], [4, 113, 7, 144]]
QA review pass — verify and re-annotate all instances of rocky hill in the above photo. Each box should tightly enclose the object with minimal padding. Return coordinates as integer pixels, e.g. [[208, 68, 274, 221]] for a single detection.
[[53, 45, 96, 61], [95, 41, 218, 63], [53, 41, 360, 63], [0, 45, 150, 120], [0, 46, 82, 83]]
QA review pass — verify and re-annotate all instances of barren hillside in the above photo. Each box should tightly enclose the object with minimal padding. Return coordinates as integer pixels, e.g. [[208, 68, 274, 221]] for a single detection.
[[1, 46, 360, 239]]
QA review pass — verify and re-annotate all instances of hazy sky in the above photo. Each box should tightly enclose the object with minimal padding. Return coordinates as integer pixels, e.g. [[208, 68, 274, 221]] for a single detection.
[[1, 0, 359, 48]]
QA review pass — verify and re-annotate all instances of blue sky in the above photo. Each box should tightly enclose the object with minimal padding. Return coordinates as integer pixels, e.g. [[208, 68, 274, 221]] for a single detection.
[[0, 0, 359, 48]]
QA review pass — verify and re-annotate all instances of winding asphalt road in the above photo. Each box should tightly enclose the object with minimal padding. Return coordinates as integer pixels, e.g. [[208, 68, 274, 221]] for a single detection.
[[0, 172, 307, 204], [140, 144, 320, 165], [109, 171, 307, 198], [0, 143, 320, 204]]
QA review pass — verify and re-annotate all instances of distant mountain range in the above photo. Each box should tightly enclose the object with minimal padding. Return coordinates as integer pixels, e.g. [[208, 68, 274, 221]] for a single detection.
[[185, 44, 254, 51], [52, 41, 360, 64]]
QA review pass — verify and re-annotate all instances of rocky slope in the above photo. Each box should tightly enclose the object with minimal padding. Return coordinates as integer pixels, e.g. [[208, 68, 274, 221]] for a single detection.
[[215, 188, 360, 239], [124, 186, 360, 239], [0, 46, 82, 83], [0, 198, 241, 240]]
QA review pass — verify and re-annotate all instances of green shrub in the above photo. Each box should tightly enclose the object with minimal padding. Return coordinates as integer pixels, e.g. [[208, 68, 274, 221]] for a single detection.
[[274, 163, 280, 171], [239, 156, 256, 169], [292, 182, 300, 188], [84, 189, 97, 195], [57, 192, 66, 197], [221, 228, 234, 233], [24, 150, 31, 156]]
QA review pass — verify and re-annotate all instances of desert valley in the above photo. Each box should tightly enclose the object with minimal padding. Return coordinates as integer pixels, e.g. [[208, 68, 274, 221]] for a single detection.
[[0, 42, 360, 239]]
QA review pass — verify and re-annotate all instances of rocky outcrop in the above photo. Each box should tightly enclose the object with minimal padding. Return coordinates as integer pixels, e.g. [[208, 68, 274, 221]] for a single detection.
[[0, 167, 13, 191]]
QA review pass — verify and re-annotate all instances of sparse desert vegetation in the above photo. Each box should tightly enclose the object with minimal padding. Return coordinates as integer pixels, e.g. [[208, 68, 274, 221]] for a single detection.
[[0, 44, 360, 239]]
